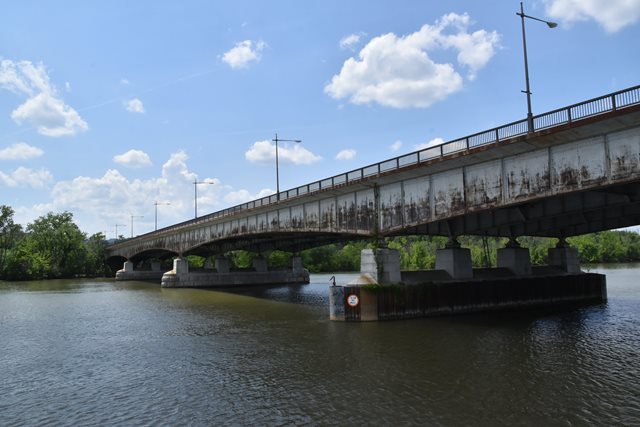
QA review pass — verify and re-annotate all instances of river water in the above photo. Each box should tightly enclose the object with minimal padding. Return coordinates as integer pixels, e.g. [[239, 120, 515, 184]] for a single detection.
[[0, 265, 638, 426]]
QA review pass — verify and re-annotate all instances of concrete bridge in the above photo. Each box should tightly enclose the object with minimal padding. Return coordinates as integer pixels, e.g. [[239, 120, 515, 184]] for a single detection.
[[107, 85, 640, 292]]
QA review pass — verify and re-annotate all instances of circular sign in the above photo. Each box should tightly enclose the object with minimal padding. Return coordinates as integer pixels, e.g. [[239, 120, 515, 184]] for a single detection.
[[347, 294, 360, 307]]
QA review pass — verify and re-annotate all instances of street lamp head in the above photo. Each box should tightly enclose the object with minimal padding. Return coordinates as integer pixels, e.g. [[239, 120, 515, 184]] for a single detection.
[[546, 21, 558, 28]]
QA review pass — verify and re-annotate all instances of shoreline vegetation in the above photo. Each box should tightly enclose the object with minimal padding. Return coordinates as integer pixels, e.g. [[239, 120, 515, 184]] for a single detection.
[[2, 205, 640, 281]]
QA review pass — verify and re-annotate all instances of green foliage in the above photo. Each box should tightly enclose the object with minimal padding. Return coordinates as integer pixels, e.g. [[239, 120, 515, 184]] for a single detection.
[[0, 205, 23, 277]]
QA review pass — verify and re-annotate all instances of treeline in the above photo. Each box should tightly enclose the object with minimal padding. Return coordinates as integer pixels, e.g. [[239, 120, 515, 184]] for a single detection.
[[0, 206, 110, 280], [2, 203, 640, 280], [296, 232, 640, 273]]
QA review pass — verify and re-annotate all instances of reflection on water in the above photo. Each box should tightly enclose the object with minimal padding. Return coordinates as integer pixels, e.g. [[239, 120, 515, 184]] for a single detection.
[[0, 266, 639, 426]]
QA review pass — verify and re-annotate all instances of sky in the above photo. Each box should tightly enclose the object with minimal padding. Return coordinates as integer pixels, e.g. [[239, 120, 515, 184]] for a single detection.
[[1, 0, 639, 238]]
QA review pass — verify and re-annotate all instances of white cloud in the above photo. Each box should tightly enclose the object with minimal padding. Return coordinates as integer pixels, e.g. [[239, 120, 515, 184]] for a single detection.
[[414, 137, 444, 150], [0, 59, 88, 137], [0, 166, 53, 188], [11, 93, 88, 137], [325, 13, 500, 108], [339, 33, 365, 51], [120, 78, 130, 85], [245, 140, 322, 165], [0, 142, 44, 160], [390, 140, 403, 151], [336, 149, 356, 160], [222, 40, 267, 69], [113, 149, 152, 168], [65, 82, 71, 92], [544, 0, 640, 32], [125, 98, 145, 113]]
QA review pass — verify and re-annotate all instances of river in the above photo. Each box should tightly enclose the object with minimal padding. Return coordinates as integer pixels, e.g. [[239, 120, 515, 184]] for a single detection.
[[0, 265, 639, 426]]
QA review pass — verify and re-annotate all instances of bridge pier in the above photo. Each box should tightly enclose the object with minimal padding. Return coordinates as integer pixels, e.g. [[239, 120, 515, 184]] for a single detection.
[[435, 238, 473, 280], [360, 248, 401, 284], [497, 238, 532, 276], [115, 259, 166, 282], [215, 256, 230, 273], [252, 255, 268, 273], [548, 238, 581, 274]]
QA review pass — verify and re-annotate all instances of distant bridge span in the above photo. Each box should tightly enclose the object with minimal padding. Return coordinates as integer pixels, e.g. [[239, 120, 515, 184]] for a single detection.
[[107, 86, 640, 264]]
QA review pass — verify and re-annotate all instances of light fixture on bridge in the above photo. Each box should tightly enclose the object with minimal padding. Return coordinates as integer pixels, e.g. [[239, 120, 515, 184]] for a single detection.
[[130, 215, 144, 238], [154, 201, 170, 231], [193, 179, 215, 218], [114, 223, 126, 240], [272, 133, 302, 201], [517, 2, 557, 133]]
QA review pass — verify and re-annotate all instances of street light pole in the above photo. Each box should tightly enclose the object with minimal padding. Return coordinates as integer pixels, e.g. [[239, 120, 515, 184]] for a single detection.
[[272, 133, 301, 201], [114, 224, 126, 240], [517, 2, 557, 133], [154, 201, 170, 231], [193, 179, 215, 218], [130, 215, 143, 238]]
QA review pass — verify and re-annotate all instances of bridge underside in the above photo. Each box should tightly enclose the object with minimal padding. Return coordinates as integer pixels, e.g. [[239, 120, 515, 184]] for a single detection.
[[186, 231, 367, 257], [393, 180, 640, 238]]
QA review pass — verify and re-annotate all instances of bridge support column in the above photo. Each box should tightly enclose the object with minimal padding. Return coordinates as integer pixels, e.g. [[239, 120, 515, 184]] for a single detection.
[[497, 238, 532, 276], [436, 238, 473, 280], [215, 256, 230, 273], [252, 255, 268, 272], [548, 238, 581, 274], [291, 256, 304, 273], [123, 260, 134, 272], [361, 248, 401, 284], [151, 261, 161, 272], [204, 258, 214, 270], [173, 257, 189, 276]]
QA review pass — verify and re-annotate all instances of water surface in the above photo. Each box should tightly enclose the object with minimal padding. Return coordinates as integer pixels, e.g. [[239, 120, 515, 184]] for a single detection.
[[1, 267, 639, 425]]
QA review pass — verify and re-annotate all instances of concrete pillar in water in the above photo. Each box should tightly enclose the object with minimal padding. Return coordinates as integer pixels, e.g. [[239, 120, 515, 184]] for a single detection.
[[497, 238, 532, 276], [151, 261, 161, 272], [252, 255, 268, 272], [173, 258, 189, 276], [435, 237, 473, 279], [548, 238, 581, 274], [203, 258, 214, 270], [291, 256, 304, 273], [360, 248, 401, 284], [215, 256, 230, 274], [123, 260, 134, 272]]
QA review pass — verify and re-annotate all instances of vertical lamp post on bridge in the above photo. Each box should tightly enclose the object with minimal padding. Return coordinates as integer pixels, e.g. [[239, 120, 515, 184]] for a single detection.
[[193, 179, 215, 218], [154, 201, 170, 231], [517, 2, 557, 133], [273, 133, 302, 201], [114, 224, 126, 241], [130, 215, 143, 238]]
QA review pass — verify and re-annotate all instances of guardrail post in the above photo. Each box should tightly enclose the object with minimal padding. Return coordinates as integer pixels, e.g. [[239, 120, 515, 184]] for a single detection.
[[495, 129, 500, 144], [612, 94, 617, 111], [567, 107, 572, 123]]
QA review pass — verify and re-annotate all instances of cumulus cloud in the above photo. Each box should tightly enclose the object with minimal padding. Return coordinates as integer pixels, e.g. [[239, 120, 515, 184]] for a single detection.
[[390, 140, 403, 151], [0, 59, 88, 136], [336, 149, 356, 160], [414, 137, 445, 150], [113, 149, 152, 168], [245, 140, 322, 165], [339, 33, 365, 51], [125, 98, 145, 113], [544, 0, 640, 32], [325, 13, 500, 109], [222, 40, 267, 69], [0, 142, 44, 160], [0, 166, 53, 188]]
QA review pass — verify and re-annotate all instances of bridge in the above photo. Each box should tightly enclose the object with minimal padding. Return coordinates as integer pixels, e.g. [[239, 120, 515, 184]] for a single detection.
[[107, 85, 640, 292]]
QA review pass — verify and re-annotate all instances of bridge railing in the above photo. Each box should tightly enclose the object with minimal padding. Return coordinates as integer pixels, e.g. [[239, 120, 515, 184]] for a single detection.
[[126, 84, 640, 240]]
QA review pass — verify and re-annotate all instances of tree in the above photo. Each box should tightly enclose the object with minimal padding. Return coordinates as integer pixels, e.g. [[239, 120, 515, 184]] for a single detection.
[[25, 212, 87, 278], [0, 205, 23, 278]]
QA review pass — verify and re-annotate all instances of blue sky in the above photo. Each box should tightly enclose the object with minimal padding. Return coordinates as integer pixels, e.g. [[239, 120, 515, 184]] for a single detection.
[[1, 0, 639, 238]]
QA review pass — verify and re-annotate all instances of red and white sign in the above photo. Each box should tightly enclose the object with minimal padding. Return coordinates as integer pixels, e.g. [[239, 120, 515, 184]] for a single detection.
[[347, 294, 359, 307]]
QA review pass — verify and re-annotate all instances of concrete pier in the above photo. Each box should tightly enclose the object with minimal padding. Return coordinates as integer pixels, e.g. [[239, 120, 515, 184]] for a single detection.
[[435, 238, 473, 280], [497, 238, 532, 276], [360, 248, 401, 284]]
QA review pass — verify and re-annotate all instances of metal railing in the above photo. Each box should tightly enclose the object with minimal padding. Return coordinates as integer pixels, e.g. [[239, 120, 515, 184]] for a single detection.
[[117, 84, 640, 243]]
